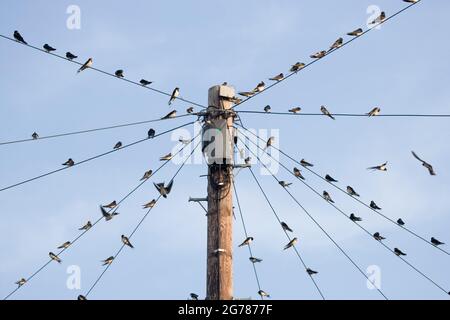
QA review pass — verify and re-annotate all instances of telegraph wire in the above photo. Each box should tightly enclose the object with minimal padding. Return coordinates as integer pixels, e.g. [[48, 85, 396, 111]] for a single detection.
[[237, 111, 450, 118]]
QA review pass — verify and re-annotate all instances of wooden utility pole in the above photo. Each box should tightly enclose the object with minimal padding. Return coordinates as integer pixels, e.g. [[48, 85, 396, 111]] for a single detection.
[[204, 85, 235, 300]]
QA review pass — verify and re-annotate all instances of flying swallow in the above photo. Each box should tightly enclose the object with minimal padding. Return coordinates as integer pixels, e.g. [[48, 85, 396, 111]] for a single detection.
[[281, 221, 293, 232], [140, 169, 153, 181], [411, 151, 436, 175], [323, 191, 334, 203], [279, 181, 292, 188], [370, 201, 381, 210], [13, 31, 27, 44], [264, 105, 271, 113], [161, 110, 177, 119], [238, 91, 255, 97], [367, 107, 381, 117], [79, 221, 92, 231], [102, 256, 114, 266], [329, 37, 343, 51], [57, 241, 71, 249], [66, 52, 77, 60], [103, 201, 117, 209], [431, 237, 445, 246], [253, 81, 265, 93], [121, 235, 134, 248], [113, 141, 122, 149], [290, 62, 305, 72], [168, 87, 179, 105], [258, 290, 270, 298], [190, 293, 199, 300], [49, 252, 61, 263], [310, 51, 326, 59], [306, 268, 318, 275], [300, 159, 314, 167], [367, 162, 388, 171], [284, 238, 298, 250], [140, 79, 152, 86], [148, 128, 156, 138], [186, 107, 194, 114], [77, 58, 93, 73], [269, 73, 284, 81], [77, 295, 87, 300], [15, 278, 27, 287], [349, 213, 362, 222], [43, 44, 56, 52], [397, 218, 405, 226], [143, 199, 156, 209], [62, 158, 75, 167], [32, 132, 39, 140], [288, 107, 301, 114], [115, 69, 124, 78], [160, 153, 173, 161], [100, 206, 119, 221], [346, 186, 360, 197], [394, 248, 406, 256], [320, 106, 335, 120], [293, 167, 305, 180], [370, 11, 386, 25], [239, 237, 253, 247], [154, 180, 174, 198], [325, 174, 338, 183], [347, 28, 363, 37], [373, 232, 386, 241], [249, 257, 263, 263]]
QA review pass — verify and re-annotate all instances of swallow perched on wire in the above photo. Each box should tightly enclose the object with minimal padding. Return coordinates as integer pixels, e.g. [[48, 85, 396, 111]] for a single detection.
[[264, 105, 271, 113], [325, 174, 338, 183], [32, 132, 39, 140], [264, 136, 275, 150], [367, 107, 381, 117], [186, 106, 194, 114], [310, 51, 326, 59], [245, 157, 251, 165], [403, 0, 418, 3], [179, 137, 190, 145], [394, 248, 406, 256], [293, 167, 305, 180], [283, 238, 297, 250], [62, 158, 75, 167], [140, 169, 153, 181], [288, 107, 301, 114], [66, 52, 77, 60], [249, 257, 263, 263], [367, 162, 388, 171], [346, 186, 360, 197], [154, 180, 174, 198], [269, 73, 284, 81], [100, 206, 119, 221], [115, 69, 124, 78], [279, 181, 292, 188], [253, 81, 265, 93], [168, 87, 179, 105], [349, 213, 362, 222], [161, 110, 177, 119], [373, 232, 386, 241], [258, 290, 270, 298], [300, 159, 314, 167], [102, 256, 114, 266], [140, 79, 152, 86], [190, 293, 199, 300], [148, 128, 156, 138], [142, 199, 156, 209], [49, 252, 62, 263], [43, 44, 56, 52], [370, 201, 381, 210], [370, 11, 386, 25], [397, 218, 405, 226], [290, 62, 305, 72], [113, 141, 122, 149], [79, 221, 92, 231], [306, 268, 318, 275], [411, 151, 436, 176], [347, 28, 363, 36], [320, 106, 335, 120], [14, 31, 28, 44], [77, 58, 93, 73], [323, 191, 335, 203], [281, 221, 293, 232], [431, 237, 445, 246], [238, 91, 255, 97], [160, 153, 172, 161], [15, 278, 27, 287], [57, 241, 71, 249], [103, 201, 117, 209], [329, 37, 343, 51], [77, 295, 87, 300], [121, 235, 134, 248], [239, 237, 253, 247]]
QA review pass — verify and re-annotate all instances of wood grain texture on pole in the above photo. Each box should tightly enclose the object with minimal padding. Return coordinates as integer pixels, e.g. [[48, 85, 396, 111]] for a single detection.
[[205, 85, 235, 300]]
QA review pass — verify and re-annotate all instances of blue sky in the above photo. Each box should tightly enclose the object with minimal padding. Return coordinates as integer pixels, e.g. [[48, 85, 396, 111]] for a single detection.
[[1, 0, 449, 300]]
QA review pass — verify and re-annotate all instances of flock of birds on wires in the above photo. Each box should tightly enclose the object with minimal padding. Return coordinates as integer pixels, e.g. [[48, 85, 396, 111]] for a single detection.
[[3, 0, 448, 300]]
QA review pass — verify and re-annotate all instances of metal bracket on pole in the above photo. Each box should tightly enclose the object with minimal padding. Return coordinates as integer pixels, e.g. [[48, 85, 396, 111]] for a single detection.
[[189, 197, 208, 202]]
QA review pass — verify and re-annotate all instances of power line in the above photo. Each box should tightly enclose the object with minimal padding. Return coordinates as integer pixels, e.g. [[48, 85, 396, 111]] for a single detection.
[[0, 114, 195, 146], [2, 131, 201, 300], [0, 121, 195, 193], [235, 123, 450, 257], [0, 34, 207, 109], [240, 135, 388, 300], [231, 0, 422, 110], [238, 127, 449, 296], [237, 111, 450, 118], [84, 139, 201, 298]]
